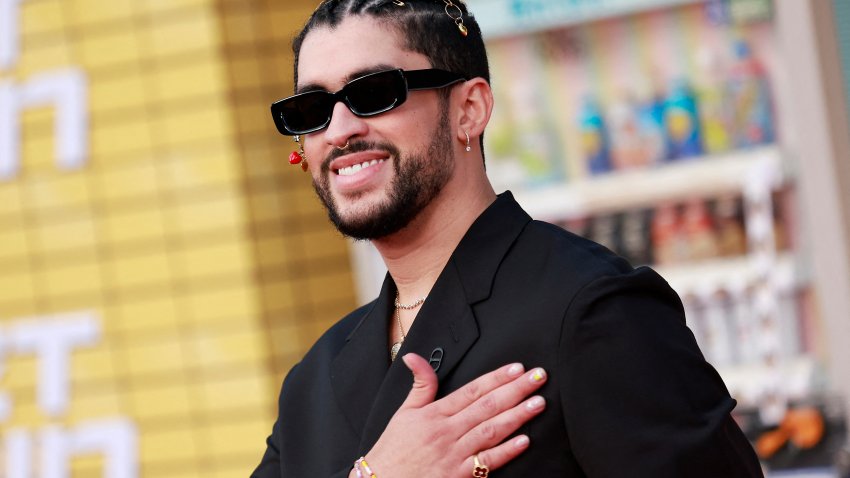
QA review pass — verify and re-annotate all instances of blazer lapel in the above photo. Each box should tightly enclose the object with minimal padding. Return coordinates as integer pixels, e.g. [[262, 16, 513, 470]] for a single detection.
[[330, 275, 394, 436], [359, 264, 480, 451]]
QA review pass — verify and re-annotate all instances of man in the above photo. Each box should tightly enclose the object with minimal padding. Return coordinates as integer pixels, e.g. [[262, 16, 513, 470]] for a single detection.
[[254, 0, 763, 476]]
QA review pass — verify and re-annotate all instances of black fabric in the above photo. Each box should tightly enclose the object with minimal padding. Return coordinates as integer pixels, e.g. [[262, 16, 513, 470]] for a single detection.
[[251, 192, 763, 477]]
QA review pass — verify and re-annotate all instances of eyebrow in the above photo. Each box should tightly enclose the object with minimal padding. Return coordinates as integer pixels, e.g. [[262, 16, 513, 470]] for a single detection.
[[295, 64, 398, 94]]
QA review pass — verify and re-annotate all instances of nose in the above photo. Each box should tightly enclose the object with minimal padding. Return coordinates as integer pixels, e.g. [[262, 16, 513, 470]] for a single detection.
[[324, 101, 368, 149]]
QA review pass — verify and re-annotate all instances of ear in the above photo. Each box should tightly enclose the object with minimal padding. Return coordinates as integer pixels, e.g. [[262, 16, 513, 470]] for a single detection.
[[453, 78, 494, 143]]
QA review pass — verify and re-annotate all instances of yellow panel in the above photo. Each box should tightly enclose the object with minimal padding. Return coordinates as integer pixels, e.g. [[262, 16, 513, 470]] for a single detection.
[[176, 240, 250, 281], [103, 207, 166, 246], [34, 214, 97, 253], [21, 131, 56, 173], [93, 160, 160, 203], [151, 57, 225, 104], [20, 103, 55, 130], [260, 280, 296, 313], [167, 194, 243, 236], [70, 455, 104, 477], [187, 328, 266, 369], [122, 335, 186, 377], [76, 25, 141, 69], [41, 262, 103, 297], [66, 0, 133, 27], [14, 39, 74, 78], [65, 387, 123, 422], [45, 291, 105, 312], [24, 173, 91, 211], [139, 0, 212, 15], [5, 396, 49, 428], [113, 295, 179, 336], [186, 285, 258, 324], [21, 0, 65, 37], [2, 356, 37, 391], [199, 372, 267, 413], [305, 268, 355, 305], [0, 182, 24, 216], [204, 416, 269, 456], [269, 322, 306, 357], [160, 146, 239, 192], [204, 464, 264, 478], [0, 269, 36, 304], [253, 235, 290, 269], [155, 101, 233, 147], [72, 346, 117, 384], [144, 468, 201, 478], [145, 9, 218, 59], [90, 115, 154, 158], [129, 383, 192, 422], [89, 73, 149, 115], [139, 425, 199, 464], [0, 219, 31, 262], [107, 250, 173, 292], [0, 302, 38, 321]]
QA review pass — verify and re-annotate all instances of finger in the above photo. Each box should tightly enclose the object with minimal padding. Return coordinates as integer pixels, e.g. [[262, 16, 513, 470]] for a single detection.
[[453, 368, 547, 431], [460, 434, 531, 476], [399, 353, 439, 410], [436, 362, 526, 416], [459, 395, 545, 452]]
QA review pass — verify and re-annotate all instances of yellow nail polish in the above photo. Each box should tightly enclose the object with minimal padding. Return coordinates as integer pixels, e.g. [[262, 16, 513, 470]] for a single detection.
[[531, 368, 545, 382]]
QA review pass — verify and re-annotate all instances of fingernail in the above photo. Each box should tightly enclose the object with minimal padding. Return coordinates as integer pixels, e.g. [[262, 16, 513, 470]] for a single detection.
[[507, 363, 524, 377], [515, 435, 530, 448], [529, 368, 546, 382], [526, 395, 545, 411]]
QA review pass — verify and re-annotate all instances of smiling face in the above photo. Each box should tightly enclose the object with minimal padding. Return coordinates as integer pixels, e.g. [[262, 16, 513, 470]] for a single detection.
[[296, 16, 457, 240]]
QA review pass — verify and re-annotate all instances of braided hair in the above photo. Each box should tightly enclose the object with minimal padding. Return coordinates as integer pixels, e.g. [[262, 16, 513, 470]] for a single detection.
[[291, 0, 490, 90]]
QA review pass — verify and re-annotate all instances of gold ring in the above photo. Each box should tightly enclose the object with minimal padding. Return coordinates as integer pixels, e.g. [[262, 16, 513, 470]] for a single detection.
[[472, 454, 489, 477], [337, 141, 350, 151]]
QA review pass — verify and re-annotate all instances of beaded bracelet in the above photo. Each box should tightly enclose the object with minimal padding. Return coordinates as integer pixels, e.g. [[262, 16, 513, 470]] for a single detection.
[[354, 456, 377, 478]]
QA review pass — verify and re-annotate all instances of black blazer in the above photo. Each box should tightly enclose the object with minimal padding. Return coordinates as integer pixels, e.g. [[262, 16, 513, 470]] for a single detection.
[[252, 193, 763, 477]]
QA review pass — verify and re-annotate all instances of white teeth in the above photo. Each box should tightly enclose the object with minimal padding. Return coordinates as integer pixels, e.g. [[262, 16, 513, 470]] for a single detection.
[[337, 159, 384, 176]]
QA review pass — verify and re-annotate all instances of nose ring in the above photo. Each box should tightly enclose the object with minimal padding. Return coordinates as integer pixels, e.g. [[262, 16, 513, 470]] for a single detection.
[[337, 142, 350, 151]]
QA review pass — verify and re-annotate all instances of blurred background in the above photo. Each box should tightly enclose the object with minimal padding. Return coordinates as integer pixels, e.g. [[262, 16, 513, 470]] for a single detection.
[[0, 0, 848, 476]]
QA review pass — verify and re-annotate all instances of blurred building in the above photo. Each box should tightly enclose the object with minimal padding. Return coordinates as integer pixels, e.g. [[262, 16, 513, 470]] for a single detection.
[[0, 0, 357, 476]]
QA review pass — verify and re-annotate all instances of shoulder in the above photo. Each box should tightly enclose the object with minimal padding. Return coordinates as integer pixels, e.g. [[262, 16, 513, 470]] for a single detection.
[[510, 219, 636, 286]]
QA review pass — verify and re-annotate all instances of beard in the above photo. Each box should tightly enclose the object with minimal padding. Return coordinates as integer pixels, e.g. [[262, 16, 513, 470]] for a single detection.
[[312, 106, 454, 240]]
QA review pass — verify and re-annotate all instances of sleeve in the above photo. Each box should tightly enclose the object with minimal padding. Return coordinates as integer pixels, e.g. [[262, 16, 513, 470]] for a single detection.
[[250, 363, 354, 478], [250, 374, 287, 478], [559, 267, 763, 478]]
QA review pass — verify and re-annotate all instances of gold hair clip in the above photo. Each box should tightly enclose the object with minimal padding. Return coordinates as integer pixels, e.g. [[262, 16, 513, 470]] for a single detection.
[[443, 0, 468, 36]]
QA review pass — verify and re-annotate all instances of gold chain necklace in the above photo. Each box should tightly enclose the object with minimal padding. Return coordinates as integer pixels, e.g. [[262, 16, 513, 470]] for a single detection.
[[390, 291, 426, 361]]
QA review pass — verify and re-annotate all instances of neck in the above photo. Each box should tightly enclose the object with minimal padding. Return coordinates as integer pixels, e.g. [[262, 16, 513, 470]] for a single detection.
[[373, 165, 496, 302]]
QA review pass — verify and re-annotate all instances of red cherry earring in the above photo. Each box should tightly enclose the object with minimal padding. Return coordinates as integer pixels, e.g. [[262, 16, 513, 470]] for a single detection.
[[290, 135, 308, 172]]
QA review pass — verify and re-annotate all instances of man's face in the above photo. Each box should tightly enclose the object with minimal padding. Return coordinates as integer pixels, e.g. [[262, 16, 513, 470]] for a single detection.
[[296, 16, 455, 240]]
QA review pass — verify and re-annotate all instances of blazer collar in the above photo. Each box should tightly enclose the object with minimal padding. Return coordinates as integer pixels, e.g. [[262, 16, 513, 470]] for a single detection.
[[451, 191, 532, 303], [330, 192, 533, 452]]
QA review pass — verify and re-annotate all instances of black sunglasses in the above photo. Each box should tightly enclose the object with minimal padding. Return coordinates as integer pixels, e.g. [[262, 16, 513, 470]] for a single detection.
[[270, 68, 467, 136]]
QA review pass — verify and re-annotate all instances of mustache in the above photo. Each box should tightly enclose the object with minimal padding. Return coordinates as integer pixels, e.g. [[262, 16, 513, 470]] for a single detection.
[[322, 140, 401, 172]]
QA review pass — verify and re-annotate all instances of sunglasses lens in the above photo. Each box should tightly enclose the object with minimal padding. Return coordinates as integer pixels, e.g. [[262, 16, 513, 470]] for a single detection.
[[279, 92, 334, 134], [345, 71, 406, 116]]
